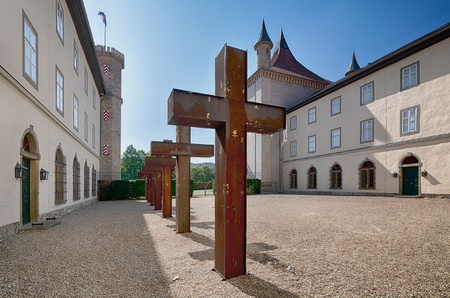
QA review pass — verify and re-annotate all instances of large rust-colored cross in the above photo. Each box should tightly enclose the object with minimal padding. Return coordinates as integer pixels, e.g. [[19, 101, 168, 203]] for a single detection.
[[151, 132, 214, 233], [166, 45, 285, 279], [138, 165, 162, 208], [144, 156, 176, 217]]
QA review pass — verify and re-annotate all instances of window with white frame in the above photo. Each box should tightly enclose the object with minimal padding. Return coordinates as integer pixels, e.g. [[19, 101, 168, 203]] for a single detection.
[[308, 107, 316, 124], [331, 96, 340, 116], [290, 140, 297, 157], [361, 82, 374, 104], [308, 135, 316, 153], [56, 67, 64, 115], [401, 106, 419, 135], [401, 62, 419, 90], [73, 95, 79, 130], [84, 112, 88, 141], [84, 68, 88, 95], [92, 124, 95, 149], [92, 88, 96, 110], [73, 41, 78, 74], [290, 115, 297, 131], [361, 118, 374, 143], [331, 128, 341, 149], [23, 12, 38, 87], [56, 0, 64, 42]]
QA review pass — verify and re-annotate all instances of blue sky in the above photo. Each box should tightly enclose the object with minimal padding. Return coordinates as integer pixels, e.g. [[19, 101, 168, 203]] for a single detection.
[[83, 0, 450, 163]]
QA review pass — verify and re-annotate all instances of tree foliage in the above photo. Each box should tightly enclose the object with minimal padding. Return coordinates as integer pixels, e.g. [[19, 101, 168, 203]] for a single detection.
[[191, 165, 214, 182], [121, 145, 146, 180]]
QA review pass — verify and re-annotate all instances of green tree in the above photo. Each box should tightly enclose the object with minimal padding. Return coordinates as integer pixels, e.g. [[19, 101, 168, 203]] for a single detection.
[[121, 145, 146, 180], [190, 165, 214, 182]]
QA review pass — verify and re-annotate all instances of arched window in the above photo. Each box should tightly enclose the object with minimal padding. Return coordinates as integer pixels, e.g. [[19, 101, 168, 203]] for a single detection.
[[330, 163, 342, 189], [92, 165, 97, 197], [359, 160, 375, 189], [55, 147, 67, 204], [402, 156, 419, 165], [84, 161, 90, 198], [289, 169, 298, 189], [307, 166, 317, 189], [73, 156, 81, 200]]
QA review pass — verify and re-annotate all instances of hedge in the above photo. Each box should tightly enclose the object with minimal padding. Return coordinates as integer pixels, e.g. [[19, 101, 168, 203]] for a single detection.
[[98, 179, 145, 201], [171, 180, 194, 197]]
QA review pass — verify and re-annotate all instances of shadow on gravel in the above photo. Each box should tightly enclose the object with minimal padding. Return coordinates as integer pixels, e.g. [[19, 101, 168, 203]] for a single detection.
[[227, 273, 300, 298]]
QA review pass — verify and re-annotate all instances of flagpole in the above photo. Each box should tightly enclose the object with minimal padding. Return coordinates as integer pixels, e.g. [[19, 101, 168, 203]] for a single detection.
[[104, 25, 106, 49]]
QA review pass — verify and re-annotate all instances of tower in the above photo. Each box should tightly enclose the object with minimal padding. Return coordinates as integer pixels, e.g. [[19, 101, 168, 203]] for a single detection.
[[96, 46, 125, 180], [254, 19, 273, 70]]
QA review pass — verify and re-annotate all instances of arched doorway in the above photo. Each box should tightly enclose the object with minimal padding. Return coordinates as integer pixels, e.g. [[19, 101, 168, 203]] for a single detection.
[[400, 154, 421, 196], [20, 126, 40, 224]]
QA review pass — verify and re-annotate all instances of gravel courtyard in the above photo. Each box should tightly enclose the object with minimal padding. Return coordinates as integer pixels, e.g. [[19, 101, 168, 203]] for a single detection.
[[1, 195, 449, 297]]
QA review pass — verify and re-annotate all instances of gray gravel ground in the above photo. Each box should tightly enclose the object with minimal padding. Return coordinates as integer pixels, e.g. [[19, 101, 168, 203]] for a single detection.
[[1, 195, 449, 297]]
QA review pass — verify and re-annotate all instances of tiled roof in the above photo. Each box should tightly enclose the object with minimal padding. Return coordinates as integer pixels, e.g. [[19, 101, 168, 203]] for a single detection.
[[270, 29, 330, 85]]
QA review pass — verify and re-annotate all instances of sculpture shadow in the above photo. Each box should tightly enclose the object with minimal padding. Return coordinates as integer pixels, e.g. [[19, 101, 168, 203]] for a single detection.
[[227, 273, 300, 298]]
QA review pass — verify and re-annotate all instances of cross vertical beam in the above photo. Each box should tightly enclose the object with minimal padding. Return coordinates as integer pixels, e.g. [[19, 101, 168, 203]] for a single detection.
[[176, 126, 191, 233]]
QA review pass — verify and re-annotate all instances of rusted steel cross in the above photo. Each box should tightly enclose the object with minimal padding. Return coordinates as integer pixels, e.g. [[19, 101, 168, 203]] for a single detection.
[[138, 165, 162, 209], [144, 156, 176, 217], [166, 45, 285, 279], [151, 130, 214, 233]]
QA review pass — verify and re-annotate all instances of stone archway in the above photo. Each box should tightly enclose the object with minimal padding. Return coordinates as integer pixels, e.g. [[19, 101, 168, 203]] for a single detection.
[[20, 125, 40, 224]]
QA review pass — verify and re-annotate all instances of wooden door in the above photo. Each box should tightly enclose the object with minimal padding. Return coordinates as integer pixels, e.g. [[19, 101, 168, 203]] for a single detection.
[[22, 158, 31, 224]]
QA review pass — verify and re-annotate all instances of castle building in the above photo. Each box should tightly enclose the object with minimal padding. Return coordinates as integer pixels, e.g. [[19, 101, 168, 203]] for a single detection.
[[0, 0, 123, 238], [249, 20, 450, 197], [247, 19, 330, 193]]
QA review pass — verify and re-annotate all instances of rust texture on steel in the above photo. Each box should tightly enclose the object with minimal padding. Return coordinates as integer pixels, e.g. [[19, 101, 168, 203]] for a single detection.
[[150, 128, 214, 233], [144, 156, 175, 218], [165, 44, 285, 279], [138, 165, 163, 210]]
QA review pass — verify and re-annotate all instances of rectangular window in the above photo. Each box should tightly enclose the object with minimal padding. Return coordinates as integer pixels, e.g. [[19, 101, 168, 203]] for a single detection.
[[401, 106, 420, 135], [308, 135, 316, 153], [84, 68, 88, 95], [331, 96, 341, 116], [23, 11, 38, 88], [331, 128, 341, 149], [361, 119, 374, 143], [73, 95, 79, 130], [84, 112, 88, 141], [73, 41, 78, 74], [290, 115, 297, 131], [92, 88, 96, 110], [290, 140, 297, 157], [401, 62, 419, 90], [308, 107, 316, 124], [361, 82, 374, 104], [56, 0, 64, 43], [56, 67, 64, 115], [92, 124, 95, 149]]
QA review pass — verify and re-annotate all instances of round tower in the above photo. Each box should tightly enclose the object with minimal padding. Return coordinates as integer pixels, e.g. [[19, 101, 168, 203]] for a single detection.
[[254, 19, 273, 70], [96, 45, 125, 180]]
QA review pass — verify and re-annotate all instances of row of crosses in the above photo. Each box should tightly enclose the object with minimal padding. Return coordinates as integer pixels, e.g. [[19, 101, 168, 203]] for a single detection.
[[139, 44, 285, 279]]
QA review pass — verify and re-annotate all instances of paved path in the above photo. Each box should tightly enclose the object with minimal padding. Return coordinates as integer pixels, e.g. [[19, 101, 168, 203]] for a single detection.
[[1, 195, 449, 297]]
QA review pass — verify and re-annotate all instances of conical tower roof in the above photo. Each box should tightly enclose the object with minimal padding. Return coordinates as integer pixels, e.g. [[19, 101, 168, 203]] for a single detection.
[[254, 18, 273, 50], [270, 29, 329, 85], [345, 51, 361, 76]]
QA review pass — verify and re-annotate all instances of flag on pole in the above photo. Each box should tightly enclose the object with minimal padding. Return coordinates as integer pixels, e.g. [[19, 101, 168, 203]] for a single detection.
[[98, 11, 107, 27]]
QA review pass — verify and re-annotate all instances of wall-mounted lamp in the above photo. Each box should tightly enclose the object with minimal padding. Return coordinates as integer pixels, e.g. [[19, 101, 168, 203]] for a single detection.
[[15, 162, 28, 179], [392, 171, 398, 178], [421, 170, 428, 177], [40, 168, 49, 180]]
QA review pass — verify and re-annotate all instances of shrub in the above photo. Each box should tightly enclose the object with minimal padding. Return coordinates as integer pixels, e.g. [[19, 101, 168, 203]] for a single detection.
[[109, 180, 130, 200], [129, 179, 145, 199], [171, 179, 194, 197]]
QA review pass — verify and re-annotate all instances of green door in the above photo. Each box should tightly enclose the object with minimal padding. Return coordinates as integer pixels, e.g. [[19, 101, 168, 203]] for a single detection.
[[22, 158, 31, 224], [402, 166, 419, 196]]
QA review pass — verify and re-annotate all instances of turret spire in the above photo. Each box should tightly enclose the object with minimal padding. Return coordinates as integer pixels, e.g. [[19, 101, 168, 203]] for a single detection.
[[345, 51, 361, 76], [254, 18, 273, 70], [254, 18, 273, 50]]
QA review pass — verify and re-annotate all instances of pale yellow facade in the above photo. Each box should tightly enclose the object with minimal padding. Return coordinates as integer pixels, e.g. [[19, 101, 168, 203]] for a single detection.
[[283, 28, 450, 197], [0, 1, 103, 237]]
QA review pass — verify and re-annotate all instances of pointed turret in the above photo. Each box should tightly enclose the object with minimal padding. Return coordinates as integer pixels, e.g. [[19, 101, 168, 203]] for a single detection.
[[345, 51, 361, 76], [254, 18, 273, 70], [270, 29, 329, 85]]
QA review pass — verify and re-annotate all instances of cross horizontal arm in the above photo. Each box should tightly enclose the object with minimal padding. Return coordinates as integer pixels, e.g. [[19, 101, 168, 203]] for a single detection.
[[244, 102, 286, 134], [145, 156, 176, 167], [151, 141, 214, 157], [168, 89, 227, 129]]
